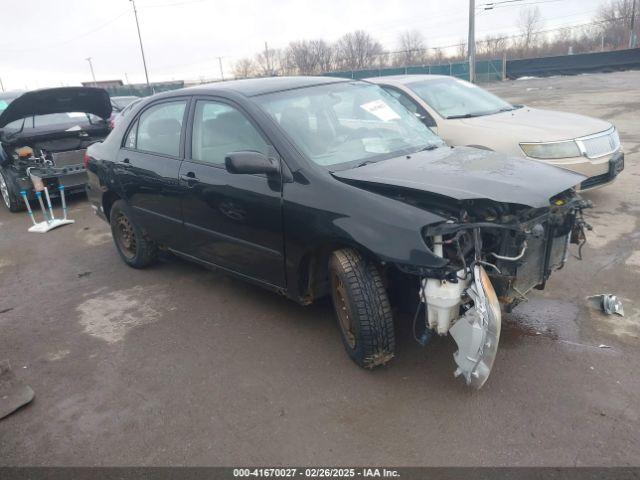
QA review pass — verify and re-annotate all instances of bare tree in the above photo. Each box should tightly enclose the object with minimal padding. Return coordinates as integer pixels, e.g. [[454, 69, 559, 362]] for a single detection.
[[517, 6, 543, 56], [284, 39, 335, 74], [335, 30, 384, 70], [476, 34, 507, 59], [255, 47, 282, 76], [396, 30, 428, 66], [597, 0, 639, 49], [233, 58, 257, 79]]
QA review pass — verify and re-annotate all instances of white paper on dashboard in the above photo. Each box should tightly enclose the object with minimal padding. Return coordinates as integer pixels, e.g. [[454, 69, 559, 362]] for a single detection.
[[359, 100, 401, 121]]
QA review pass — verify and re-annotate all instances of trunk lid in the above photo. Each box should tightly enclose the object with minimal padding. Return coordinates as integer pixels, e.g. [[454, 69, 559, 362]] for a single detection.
[[0, 87, 112, 128]]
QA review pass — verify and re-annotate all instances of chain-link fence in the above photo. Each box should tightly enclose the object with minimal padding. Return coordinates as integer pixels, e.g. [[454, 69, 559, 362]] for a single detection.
[[324, 59, 504, 83], [103, 81, 186, 98]]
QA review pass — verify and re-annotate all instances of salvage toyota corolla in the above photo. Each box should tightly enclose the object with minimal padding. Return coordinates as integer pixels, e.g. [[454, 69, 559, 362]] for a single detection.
[[85, 77, 590, 388]]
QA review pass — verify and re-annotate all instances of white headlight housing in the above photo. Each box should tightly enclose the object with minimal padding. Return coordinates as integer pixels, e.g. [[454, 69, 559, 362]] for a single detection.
[[519, 140, 581, 159]]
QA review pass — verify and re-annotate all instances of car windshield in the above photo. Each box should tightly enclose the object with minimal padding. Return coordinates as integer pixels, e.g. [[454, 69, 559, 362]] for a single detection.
[[256, 82, 444, 168], [407, 77, 517, 119], [0, 96, 19, 115]]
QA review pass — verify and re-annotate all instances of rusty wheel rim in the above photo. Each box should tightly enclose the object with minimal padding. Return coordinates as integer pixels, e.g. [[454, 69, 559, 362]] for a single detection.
[[333, 273, 356, 349], [115, 212, 137, 259]]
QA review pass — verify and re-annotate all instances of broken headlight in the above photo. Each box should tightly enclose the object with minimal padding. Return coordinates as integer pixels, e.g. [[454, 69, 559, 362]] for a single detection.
[[519, 140, 581, 159]]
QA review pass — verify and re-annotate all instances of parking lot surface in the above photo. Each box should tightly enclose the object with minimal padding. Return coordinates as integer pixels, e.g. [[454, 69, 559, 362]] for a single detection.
[[0, 71, 639, 466]]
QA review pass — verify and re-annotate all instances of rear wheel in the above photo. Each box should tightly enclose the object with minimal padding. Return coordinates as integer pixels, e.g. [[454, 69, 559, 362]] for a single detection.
[[0, 168, 24, 212], [110, 200, 157, 268], [329, 248, 395, 369]]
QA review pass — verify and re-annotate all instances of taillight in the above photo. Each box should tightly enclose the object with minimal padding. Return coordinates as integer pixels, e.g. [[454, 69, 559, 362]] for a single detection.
[[108, 119, 115, 129], [83, 152, 90, 168]]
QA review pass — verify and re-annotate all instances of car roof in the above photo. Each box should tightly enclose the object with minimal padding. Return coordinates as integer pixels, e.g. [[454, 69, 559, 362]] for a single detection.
[[156, 76, 352, 99], [366, 74, 454, 85]]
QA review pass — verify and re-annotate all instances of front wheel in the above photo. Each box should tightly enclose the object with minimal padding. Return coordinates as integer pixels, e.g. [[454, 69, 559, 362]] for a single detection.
[[329, 248, 395, 369], [109, 200, 157, 268], [0, 168, 24, 212]]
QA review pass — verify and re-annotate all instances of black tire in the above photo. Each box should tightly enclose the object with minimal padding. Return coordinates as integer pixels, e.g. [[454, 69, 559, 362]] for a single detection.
[[0, 168, 24, 212], [109, 200, 157, 268], [329, 248, 395, 369]]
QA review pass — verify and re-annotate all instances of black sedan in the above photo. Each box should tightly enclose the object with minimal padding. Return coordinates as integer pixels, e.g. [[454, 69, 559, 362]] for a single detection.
[[85, 77, 590, 388]]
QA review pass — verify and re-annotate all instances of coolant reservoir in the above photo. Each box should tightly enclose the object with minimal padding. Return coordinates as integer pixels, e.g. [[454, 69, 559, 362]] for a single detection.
[[424, 274, 469, 335]]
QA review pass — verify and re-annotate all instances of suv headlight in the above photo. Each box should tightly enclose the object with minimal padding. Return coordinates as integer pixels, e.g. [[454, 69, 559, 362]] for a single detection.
[[519, 140, 581, 159]]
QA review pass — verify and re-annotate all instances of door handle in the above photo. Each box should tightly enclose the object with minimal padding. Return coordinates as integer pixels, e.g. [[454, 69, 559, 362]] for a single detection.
[[180, 172, 199, 186]]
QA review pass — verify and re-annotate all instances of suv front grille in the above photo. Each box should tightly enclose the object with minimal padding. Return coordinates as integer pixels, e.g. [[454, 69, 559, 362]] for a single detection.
[[576, 128, 620, 159]]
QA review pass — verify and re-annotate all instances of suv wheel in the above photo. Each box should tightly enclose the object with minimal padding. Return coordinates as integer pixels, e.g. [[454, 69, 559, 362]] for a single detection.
[[329, 248, 395, 369], [109, 200, 157, 268], [0, 168, 24, 212]]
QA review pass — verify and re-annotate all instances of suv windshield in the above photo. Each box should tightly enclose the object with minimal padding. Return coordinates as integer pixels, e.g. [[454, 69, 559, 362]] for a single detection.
[[256, 82, 444, 168], [0, 96, 19, 115], [407, 77, 518, 119]]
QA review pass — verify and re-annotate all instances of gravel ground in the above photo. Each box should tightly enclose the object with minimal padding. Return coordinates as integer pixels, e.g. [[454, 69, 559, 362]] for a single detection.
[[0, 70, 638, 466]]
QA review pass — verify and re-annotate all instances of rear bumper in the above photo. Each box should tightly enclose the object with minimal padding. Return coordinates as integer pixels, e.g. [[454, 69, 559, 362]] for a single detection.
[[85, 172, 108, 222], [15, 165, 88, 200]]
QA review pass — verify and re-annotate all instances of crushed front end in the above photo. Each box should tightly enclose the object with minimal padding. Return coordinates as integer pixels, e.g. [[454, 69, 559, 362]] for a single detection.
[[416, 190, 590, 388]]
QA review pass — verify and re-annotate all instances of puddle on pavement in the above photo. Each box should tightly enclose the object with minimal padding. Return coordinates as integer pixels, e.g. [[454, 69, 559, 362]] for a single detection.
[[501, 298, 581, 346]]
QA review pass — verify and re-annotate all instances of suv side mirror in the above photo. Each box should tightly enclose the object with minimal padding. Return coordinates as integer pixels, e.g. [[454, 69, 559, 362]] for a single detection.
[[225, 151, 279, 175]]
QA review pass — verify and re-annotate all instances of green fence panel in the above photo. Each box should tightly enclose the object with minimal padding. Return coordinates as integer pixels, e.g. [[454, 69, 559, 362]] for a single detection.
[[323, 58, 503, 83], [450, 62, 470, 80], [105, 81, 185, 98]]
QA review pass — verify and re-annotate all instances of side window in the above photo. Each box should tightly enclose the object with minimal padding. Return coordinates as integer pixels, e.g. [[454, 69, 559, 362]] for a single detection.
[[383, 87, 419, 115], [191, 101, 268, 165], [383, 86, 436, 127], [136, 101, 187, 157]]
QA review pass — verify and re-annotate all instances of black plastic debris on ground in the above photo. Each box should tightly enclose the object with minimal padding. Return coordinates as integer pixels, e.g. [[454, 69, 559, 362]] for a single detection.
[[0, 360, 34, 420]]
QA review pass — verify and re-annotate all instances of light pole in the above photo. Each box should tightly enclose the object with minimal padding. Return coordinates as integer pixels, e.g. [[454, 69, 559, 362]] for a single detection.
[[630, 0, 637, 49], [85, 57, 97, 86], [130, 0, 151, 89], [468, 0, 476, 83], [217, 56, 225, 81]]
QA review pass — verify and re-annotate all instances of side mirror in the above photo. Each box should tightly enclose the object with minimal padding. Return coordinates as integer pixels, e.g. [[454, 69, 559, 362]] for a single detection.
[[225, 151, 279, 175]]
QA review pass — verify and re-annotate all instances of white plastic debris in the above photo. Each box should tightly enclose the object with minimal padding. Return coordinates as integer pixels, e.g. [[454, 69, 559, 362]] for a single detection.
[[587, 294, 625, 317]]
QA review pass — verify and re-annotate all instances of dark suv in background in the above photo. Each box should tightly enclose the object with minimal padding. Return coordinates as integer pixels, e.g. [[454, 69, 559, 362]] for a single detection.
[[0, 87, 112, 212]]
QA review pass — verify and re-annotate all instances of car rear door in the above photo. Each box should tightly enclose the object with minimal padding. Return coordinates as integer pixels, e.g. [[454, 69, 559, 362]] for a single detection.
[[115, 97, 190, 247], [178, 97, 285, 287]]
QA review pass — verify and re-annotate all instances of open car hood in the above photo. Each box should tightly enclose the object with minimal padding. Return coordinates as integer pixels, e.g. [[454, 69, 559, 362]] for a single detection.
[[332, 146, 586, 208], [0, 87, 112, 128]]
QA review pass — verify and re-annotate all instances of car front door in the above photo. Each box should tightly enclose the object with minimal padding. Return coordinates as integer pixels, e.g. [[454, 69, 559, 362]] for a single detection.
[[178, 97, 285, 288], [116, 98, 189, 247]]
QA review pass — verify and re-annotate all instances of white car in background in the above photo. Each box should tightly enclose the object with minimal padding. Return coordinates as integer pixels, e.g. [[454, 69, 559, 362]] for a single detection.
[[367, 75, 624, 190]]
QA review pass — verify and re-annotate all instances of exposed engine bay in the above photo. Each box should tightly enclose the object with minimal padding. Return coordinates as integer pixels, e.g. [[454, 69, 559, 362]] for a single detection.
[[0, 87, 112, 209], [1, 132, 105, 197], [393, 188, 590, 388]]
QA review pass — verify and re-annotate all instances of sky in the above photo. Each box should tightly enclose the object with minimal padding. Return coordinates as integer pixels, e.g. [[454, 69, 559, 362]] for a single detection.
[[0, 0, 606, 90]]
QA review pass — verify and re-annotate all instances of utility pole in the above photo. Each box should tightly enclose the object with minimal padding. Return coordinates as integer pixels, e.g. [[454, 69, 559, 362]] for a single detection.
[[468, 0, 476, 83], [264, 41, 271, 76], [630, 0, 637, 49], [0, 77, 4, 92], [85, 57, 97, 86], [130, 0, 151, 89], [217, 56, 225, 81]]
